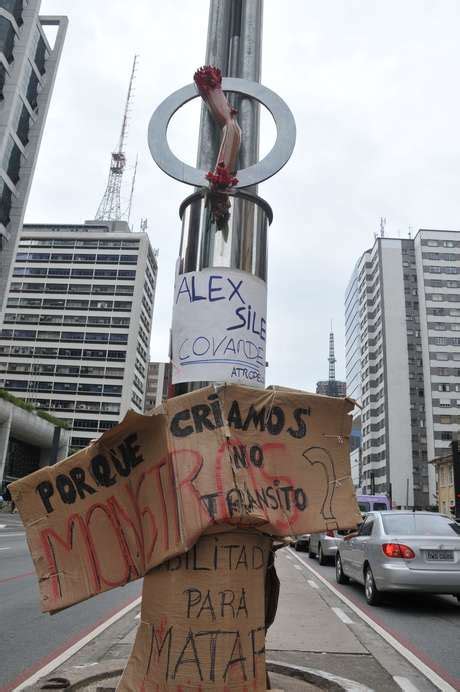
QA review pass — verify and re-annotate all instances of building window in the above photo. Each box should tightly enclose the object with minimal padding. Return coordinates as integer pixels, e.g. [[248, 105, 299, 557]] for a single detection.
[[15, 102, 31, 146], [33, 33, 47, 75], [25, 63, 40, 110], [2, 135, 22, 184], [0, 179, 13, 226], [1, 0, 23, 26], [0, 15, 16, 63], [0, 61, 6, 100]]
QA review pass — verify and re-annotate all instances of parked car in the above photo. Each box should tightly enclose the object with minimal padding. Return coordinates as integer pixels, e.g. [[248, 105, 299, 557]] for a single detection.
[[308, 529, 348, 565], [335, 511, 460, 606], [294, 534, 310, 552]]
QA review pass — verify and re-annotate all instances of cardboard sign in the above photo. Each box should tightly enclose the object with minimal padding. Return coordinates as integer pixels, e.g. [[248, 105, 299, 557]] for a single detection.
[[118, 530, 271, 691], [172, 268, 267, 387], [10, 384, 361, 613]]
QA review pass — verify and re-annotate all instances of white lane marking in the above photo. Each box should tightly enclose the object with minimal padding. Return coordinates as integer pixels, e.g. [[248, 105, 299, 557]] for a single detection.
[[332, 606, 354, 625], [13, 596, 142, 691], [393, 676, 422, 692], [0, 532, 25, 538], [285, 553, 293, 560], [134, 612, 140, 620], [307, 579, 319, 589], [293, 564, 302, 571], [0, 524, 6, 529], [0, 547, 10, 551], [267, 660, 373, 692], [288, 548, 456, 692]]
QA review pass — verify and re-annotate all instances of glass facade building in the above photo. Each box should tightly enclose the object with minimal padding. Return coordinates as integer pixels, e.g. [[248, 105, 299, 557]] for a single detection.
[[0, 1, 67, 306]]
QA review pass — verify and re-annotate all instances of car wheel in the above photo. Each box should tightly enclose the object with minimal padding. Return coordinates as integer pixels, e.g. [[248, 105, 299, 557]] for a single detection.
[[318, 544, 327, 565], [335, 554, 349, 584], [364, 565, 382, 606], [294, 542, 301, 552]]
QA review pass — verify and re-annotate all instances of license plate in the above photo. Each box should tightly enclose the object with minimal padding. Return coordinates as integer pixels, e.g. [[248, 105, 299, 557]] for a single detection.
[[426, 550, 454, 561]]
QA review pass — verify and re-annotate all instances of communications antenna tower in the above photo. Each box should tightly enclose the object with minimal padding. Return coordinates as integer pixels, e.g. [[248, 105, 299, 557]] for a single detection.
[[95, 55, 138, 221], [127, 154, 138, 225], [328, 323, 336, 381]]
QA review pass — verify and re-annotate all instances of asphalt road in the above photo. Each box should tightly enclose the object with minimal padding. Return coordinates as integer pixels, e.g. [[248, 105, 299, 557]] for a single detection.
[[292, 546, 460, 689], [0, 512, 141, 691]]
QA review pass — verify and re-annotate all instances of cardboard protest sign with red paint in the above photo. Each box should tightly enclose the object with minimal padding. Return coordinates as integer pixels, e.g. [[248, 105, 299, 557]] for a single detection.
[[11, 384, 361, 613], [118, 531, 271, 691]]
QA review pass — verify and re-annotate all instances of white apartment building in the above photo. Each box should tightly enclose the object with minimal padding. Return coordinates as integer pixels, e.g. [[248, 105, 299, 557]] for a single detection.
[[345, 230, 460, 509], [0, 221, 157, 450], [344, 263, 362, 489], [415, 230, 460, 472], [144, 361, 171, 412], [1, 0, 67, 304]]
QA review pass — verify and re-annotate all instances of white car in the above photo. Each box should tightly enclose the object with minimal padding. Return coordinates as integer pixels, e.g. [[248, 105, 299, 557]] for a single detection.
[[336, 511, 460, 606]]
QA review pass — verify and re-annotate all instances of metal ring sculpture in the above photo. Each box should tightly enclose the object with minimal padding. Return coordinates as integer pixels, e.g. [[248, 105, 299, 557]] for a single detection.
[[148, 77, 296, 189]]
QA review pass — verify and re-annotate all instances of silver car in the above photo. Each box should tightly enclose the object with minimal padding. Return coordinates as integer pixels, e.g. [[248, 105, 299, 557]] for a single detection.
[[309, 530, 347, 565], [335, 511, 460, 606], [294, 534, 310, 552]]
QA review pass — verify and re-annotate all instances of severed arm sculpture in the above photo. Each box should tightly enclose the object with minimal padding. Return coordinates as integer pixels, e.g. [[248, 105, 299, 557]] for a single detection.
[[194, 65, 242, 227]]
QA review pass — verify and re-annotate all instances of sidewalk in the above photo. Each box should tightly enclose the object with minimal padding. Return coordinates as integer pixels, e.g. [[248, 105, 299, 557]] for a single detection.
[[27, 548, 438, 691]]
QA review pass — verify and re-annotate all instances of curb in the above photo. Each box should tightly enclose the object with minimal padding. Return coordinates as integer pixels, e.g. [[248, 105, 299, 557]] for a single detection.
[[31, 660, 374, 691]]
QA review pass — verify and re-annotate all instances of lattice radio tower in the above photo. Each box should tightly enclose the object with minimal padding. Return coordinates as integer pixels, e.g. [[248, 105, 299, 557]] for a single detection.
[[328, 323, 336, 381], [95, 55, 138, 221]]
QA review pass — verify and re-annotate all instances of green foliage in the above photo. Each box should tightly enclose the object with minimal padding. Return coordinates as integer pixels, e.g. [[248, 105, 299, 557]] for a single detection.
[[0, 389, 70, 429]]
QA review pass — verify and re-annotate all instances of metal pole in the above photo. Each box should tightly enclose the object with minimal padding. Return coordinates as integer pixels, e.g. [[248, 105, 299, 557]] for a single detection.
[[175, 0, 269, 392], [196, 0, 231, 172]]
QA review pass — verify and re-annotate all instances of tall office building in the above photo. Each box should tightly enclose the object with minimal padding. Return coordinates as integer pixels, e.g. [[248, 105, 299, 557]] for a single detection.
[[0, 0, 67, 304], [144, 361, 172, 412], [345, 230, 460, 508], [0, 220, 157, 450]]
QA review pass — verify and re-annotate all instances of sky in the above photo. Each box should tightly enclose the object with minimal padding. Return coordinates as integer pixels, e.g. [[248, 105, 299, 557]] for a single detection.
[[29, 0, 460, 392]]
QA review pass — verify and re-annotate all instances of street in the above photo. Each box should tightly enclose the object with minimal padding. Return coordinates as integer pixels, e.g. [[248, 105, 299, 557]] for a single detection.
[[0, 513, 141, 691], [1, 510, 460, 691], [290, 546, 460, 689]]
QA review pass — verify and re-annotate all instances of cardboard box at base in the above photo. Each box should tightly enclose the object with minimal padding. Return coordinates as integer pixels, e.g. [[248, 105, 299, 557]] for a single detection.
[[118, 530, 271, 691]]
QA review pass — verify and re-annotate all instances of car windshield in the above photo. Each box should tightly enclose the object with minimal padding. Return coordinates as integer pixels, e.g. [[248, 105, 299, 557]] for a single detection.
[[382, 514, 460, 536], [358, 501, 370, 512]]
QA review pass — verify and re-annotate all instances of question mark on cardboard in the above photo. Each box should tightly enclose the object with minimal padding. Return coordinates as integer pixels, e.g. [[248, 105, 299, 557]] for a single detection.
[[302, 446, 338, 527]]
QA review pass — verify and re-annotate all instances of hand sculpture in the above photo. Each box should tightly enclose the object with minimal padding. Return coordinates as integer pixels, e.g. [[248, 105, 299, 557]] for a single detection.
[[194, 66, 242, 227]]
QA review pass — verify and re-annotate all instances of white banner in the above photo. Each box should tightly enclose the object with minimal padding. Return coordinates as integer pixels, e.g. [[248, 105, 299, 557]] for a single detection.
[[172, 268, 267, 387]]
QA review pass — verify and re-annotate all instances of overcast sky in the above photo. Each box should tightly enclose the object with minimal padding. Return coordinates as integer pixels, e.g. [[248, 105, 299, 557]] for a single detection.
[[29, 0, 460, 392]]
